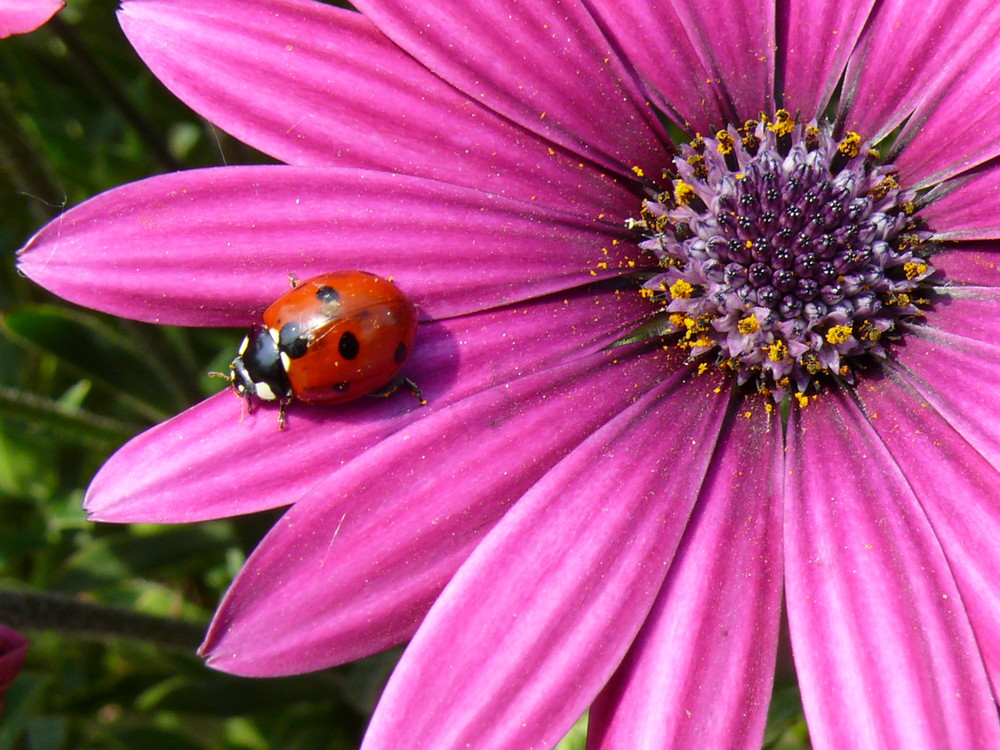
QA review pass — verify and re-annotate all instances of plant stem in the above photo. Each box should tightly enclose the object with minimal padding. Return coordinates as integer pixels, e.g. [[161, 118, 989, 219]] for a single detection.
[[0, 590, 205, 651]]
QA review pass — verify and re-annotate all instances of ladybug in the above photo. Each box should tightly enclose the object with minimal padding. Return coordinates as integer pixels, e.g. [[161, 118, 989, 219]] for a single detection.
[[224, 271, 422, 427]]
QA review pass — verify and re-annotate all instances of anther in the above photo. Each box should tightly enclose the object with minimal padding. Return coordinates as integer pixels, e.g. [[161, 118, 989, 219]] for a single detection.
[[716, 130, 740, 171], [830, 132, 862, 174], [769, 109, 795, 156]]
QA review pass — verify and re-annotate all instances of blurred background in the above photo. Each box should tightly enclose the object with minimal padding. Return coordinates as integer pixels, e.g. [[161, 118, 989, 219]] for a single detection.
[[0, 1, 807, 747]]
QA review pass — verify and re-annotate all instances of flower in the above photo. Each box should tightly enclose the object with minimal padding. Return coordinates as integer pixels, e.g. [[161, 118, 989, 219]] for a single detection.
[[0, 0, 63, 38], [16, 0, 1000, 747], [0, 626, 28, 716]]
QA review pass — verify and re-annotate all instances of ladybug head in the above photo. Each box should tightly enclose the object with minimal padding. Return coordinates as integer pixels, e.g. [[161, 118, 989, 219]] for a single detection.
[[228, 324, 292, 403]]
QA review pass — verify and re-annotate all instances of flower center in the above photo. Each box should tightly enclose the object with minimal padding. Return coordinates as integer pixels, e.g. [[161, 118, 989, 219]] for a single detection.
[[628, 110, 937, 406]]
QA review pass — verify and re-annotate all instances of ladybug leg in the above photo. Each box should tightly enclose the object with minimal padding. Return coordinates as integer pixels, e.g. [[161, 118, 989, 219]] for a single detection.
[[287, 273, 300, 288], [368, 377, 426, 405], [208, 368, 253, 420], [277, 397, 292, 430]]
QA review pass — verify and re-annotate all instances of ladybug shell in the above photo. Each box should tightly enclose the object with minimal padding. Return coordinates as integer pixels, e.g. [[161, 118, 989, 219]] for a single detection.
[[262, 272, 418, 404]]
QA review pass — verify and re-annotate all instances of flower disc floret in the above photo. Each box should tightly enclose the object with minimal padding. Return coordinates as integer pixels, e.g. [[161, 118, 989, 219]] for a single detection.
[[630, 112, 937, 403]]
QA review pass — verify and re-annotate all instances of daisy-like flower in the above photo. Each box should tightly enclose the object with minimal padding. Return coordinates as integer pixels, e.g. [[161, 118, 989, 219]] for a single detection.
[[0, 626, 28, 715], [17, 0, 1000, 746], [0, 0, 63, 38]]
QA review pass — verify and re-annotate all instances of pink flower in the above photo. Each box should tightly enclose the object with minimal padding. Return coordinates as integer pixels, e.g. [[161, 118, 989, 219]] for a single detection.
[[0, 626, 28, 715], [17, 0, 1000, 747], [0, 0, 63, 38]]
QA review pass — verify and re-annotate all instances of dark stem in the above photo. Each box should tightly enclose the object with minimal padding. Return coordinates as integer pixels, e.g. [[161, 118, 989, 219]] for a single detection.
[[0, 590, 205, 652]]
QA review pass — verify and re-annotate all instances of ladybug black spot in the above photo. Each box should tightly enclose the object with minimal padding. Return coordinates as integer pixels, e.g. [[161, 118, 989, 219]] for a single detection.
[[279, 322, 309, 359], [315, 285, 340, 304], [338, 331, 360, 360], [394, 341, 407, 364]]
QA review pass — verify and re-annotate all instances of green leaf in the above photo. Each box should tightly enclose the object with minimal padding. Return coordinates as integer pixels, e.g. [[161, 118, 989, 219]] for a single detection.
[[0, 421, 58, 502], [56, 525, 232, 592], [0, 673, 53, 750], [0, 384, 139, 449], [1, 305, 184, 420], [103, 726, 211, 750], [138, 673, 342, 716], [764, 685, 810, 749]]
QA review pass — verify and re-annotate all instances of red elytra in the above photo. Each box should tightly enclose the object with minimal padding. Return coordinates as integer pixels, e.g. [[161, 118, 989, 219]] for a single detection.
[[225, 271, 421, 426]]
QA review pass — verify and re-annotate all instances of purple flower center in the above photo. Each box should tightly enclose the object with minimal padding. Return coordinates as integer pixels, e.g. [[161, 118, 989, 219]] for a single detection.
[[630, 111, 936, 405]]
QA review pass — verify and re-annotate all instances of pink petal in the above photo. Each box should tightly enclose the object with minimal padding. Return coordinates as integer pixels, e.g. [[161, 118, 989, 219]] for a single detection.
[[0, 626, 27, 715], [785, 393, 999, 749], [587, 0, 732, 132], [839, 0, 999, 145], [18, 166, 634, 326], [0, 0, 62, 38], [855, 373, 1000, 692], [921, 167, 1000, 240], [890, 322, 1000, 475], [202, 347, 677, 675], [118, 0, 635, 213], [915, 288, 1000, 348], [85, 286, 651, 523], [351, 0, 672, 178], [930, 245, 1000, 286], [359, 377, 733, 750], [659, 0, 775, 122], [889, 11, 1000, 186], [589, 397, 784, 750], [777, 0, 876, 117]]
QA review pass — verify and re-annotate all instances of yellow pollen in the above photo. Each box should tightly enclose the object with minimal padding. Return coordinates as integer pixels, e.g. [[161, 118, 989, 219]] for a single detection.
[[716, 130, 735, 154], [904, 261, 928, 280], [670, 280, 695, 299], [669, 313, 687, 328], [858, 321, 882, 341], [767, 340, 788, 362], [631, 165, 645, 178], [674, 180, 698, 206], [838, 132, 862, 158], [794, 392, 810, 408], [687, 153, 708, 179], [868, 174, 899, 200], [737, 314, 760, 334], [697, 362, 709, 375], [769, 109, 795, 137], [826, 325, 853, 344], [639, 287, 655, 300]]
